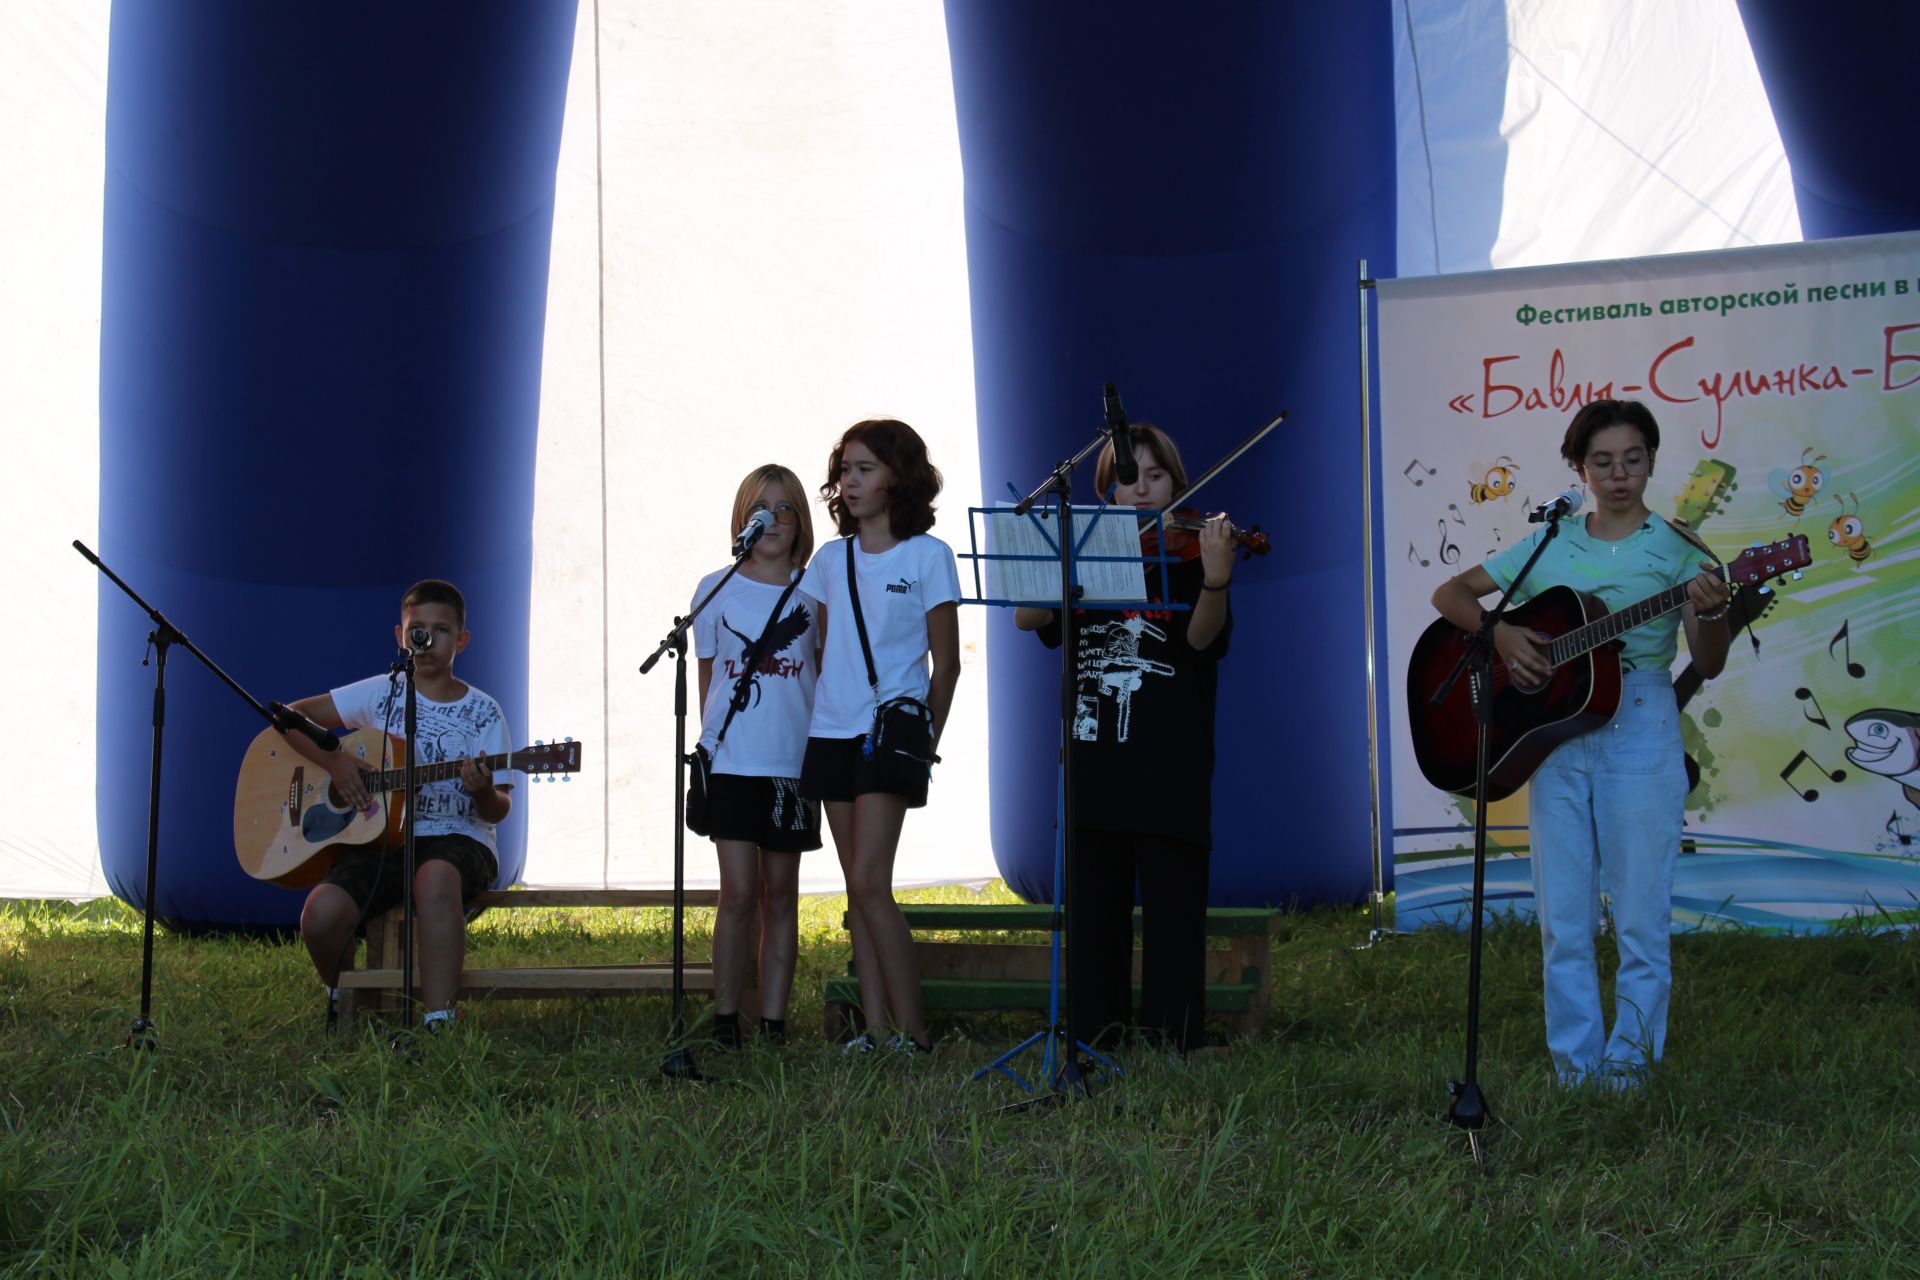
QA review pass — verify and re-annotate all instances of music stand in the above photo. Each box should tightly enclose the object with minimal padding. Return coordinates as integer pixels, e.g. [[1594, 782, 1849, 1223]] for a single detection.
[[958, 491, 1182, 1100]]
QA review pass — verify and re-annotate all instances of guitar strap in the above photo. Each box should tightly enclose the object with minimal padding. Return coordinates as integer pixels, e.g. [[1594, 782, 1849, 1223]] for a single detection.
[[1662, 515, 1720, 563]]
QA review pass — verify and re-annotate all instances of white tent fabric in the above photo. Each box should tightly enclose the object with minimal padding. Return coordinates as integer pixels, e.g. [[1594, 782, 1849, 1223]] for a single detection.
[[2, 0, 1798, 899], [1395, 0, 1799, 275]]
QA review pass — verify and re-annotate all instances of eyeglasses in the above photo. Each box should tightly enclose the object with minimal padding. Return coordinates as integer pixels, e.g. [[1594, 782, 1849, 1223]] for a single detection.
[[751, 502, 799, 525], [1583, 451, 1651, 476]]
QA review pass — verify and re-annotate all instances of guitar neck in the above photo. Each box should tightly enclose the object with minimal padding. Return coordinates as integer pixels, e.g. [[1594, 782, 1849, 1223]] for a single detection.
[[1547, 580, 1702, 667], [368, 752, 511, 794]]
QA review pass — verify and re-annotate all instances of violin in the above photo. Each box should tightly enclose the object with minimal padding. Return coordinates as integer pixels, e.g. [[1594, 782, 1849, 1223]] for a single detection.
[[1138, 507, 1271, 562]]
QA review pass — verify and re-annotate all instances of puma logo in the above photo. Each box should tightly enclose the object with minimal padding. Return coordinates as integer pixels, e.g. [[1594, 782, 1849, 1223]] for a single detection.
[[886, 578, 915, 595]]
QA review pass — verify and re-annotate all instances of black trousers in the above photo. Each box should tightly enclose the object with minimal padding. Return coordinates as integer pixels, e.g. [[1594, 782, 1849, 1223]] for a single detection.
[[1066, 828, 1210, 1054]]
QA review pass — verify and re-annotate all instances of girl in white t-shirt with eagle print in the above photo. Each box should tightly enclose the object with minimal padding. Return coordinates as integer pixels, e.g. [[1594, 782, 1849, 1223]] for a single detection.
[[691, 464, 824, 1048], [799, 419, 962, 1056]]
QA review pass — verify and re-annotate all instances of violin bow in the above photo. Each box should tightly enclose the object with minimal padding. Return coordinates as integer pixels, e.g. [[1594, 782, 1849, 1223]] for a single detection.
[[1164, 409, 1289, 514]]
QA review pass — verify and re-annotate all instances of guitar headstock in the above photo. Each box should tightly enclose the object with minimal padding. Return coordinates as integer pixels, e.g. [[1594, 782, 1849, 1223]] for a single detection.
[[520, 737, 584, 783], [1727, 535, 1812, 586]]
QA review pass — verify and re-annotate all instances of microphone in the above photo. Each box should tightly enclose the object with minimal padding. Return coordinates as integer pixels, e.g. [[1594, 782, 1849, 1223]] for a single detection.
[[1104, 382, 1138, 487], [732, 506, 777, 558], [1527, 487, 1584, 523], [407, 624, 434, 653]]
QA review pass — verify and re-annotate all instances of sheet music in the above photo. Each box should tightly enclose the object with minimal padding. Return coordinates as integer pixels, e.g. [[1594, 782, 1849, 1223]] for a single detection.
[[984, 503, 1148, 604]]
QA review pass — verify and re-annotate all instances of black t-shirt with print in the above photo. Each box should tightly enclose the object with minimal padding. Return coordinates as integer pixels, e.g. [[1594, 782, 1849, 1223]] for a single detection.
[[1038, 556, 1232, 851]]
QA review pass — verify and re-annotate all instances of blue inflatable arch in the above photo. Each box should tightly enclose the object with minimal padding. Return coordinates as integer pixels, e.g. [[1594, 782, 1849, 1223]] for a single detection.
[[945, 3, 1395, 905], [97, 5, 578, 929]]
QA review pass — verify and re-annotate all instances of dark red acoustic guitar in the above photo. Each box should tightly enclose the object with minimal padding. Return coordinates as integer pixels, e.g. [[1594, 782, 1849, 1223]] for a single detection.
[[1406, 535, 1810, 801]]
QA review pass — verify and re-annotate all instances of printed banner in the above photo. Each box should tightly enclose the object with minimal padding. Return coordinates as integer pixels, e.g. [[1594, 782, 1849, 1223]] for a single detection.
[[1378, 232, 1920, 931]]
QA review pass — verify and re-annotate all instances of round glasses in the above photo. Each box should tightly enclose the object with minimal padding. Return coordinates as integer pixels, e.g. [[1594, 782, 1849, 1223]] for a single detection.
[[1582, 451, 1650, 477], [751, 502, 799, 525]]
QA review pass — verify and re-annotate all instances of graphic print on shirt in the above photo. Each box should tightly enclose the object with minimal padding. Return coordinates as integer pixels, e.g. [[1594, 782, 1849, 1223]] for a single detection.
[[1072, 616, 1175, 743], [718, 603, 814, 712], [369, 688, 505, 824]]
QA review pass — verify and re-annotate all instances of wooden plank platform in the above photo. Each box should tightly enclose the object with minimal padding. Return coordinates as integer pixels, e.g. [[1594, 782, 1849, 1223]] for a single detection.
[[335, 887, 731, 1027], [826, 904, 1283, 1041], [340, 963, 716, 997]]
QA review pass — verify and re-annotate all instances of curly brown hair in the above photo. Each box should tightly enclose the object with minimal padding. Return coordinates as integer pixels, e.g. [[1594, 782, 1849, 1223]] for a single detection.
[[820, 418, 943, 538]]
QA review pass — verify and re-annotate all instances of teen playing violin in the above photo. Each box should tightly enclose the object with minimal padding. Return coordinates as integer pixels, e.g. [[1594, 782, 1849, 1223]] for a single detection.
[[1014, 422, 1235, 1055]]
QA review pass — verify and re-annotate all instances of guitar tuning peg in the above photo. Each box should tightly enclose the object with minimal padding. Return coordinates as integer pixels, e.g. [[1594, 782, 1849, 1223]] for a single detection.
[[565, 736, 574, 743], [562, 774, 571, 782], [1790, 570, 1802, 580], [535, 738, 544, 747]]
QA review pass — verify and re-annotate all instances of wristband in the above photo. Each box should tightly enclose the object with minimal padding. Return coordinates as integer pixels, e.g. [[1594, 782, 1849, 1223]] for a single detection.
[[1201, 580, 1229, 592], [1696, 603, 1730, 623]]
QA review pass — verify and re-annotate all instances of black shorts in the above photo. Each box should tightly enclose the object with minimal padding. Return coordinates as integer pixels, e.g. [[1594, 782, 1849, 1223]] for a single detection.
[[321, 833, 498, 916], [705, 773, 822, 853], [799, 736, 930, 809]]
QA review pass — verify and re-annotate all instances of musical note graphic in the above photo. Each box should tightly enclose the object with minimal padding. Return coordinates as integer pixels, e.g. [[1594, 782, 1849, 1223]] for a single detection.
[[1827, 619, 1866, 679], [1403, 459, 1436, 487], [1779, 750, 1847, 802], [1437, 519, 1461, 566], [1889, 810, 1914, 847], [1446, 503, 1467, 526], [1407, 541, 1429, 568], [1793, 686, 1831, 731]]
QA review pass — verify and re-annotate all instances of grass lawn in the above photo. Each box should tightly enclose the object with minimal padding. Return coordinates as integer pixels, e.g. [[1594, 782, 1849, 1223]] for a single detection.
[[3, 885, 1918, 1277]]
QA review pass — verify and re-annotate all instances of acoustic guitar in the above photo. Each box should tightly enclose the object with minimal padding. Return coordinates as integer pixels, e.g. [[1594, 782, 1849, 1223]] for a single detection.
[[232, 727, 583, 887], [1406, 535, 1809, 801]]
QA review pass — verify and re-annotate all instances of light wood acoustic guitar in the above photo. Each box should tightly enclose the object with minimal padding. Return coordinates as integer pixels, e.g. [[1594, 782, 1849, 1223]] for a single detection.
[[1405, 535, 1809, 802], [232, 727, 583, 887]]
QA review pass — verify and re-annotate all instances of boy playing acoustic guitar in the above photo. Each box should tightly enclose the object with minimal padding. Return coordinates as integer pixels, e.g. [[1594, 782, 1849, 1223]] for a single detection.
[[280, 579, 513, 1032]]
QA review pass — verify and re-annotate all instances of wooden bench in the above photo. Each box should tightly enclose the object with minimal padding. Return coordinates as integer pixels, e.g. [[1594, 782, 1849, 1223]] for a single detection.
[[335, 888, 737, 1026], [824, 904, 1280, 1040]]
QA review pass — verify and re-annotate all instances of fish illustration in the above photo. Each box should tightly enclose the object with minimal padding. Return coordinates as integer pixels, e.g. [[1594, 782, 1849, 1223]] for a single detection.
[[1845, 708, 1920, 810]]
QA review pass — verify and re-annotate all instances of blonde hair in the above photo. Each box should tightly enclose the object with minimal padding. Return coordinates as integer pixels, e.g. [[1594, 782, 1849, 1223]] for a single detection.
[[1094, 422, 1189, 497], [730, 464, 814, 568]]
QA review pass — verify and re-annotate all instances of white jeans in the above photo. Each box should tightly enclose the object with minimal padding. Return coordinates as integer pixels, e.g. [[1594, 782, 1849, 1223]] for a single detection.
[[1527, 669, 1686, 1084]]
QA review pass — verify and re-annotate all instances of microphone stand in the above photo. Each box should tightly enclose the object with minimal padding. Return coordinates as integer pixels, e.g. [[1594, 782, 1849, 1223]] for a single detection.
[[1426, 506, 1566, 1166], [71, 540, 340, 1051], [387, 644, 421, 1054], [639, 534, 762, 1082]]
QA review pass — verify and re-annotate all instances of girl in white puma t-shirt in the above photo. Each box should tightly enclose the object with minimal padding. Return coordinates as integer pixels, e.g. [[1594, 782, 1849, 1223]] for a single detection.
[[798, 419, 961, 1055]]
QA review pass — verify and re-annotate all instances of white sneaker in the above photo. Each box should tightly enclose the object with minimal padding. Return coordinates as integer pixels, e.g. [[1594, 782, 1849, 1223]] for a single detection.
[[843, 1032, 876, 1056]]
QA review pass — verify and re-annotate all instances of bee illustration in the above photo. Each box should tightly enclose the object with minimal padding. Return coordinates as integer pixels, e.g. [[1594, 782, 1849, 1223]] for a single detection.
[[1767, 448, 1827, 520], [1828, 492, 1872, 563], [1468, 457, 1519, 505]]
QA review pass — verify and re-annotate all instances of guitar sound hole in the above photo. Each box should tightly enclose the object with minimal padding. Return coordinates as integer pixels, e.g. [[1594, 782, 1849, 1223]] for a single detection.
[[1510, 665, 1553, 695]]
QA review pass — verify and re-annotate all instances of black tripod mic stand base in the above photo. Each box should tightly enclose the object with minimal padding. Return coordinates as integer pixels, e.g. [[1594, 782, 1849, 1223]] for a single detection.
[[1448, 1078, 1492, 1168], [660, 1045, 705, 1083]]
